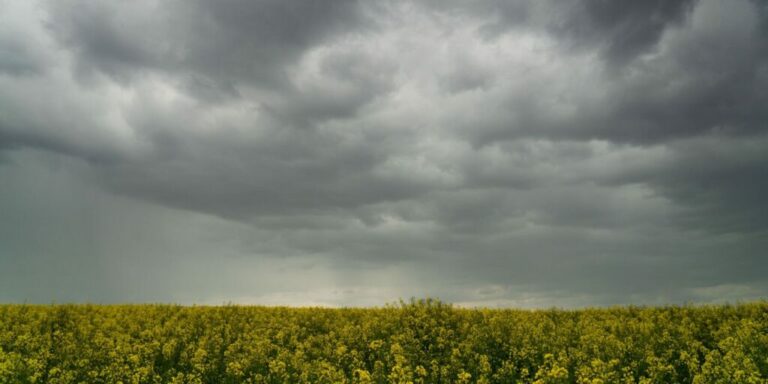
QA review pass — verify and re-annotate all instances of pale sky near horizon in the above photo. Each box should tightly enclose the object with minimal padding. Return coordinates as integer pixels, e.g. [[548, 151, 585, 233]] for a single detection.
[[1, 0, 767, 307]]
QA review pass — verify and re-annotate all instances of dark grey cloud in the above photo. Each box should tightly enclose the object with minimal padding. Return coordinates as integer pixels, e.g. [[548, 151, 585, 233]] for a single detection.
[[47, 0, 371, 91], [0, 0, 767, 306], [475, 0, 698, 65], [604, 135, 768, 233], [554, 0, 698, 64], [424, 0, 767, 148]]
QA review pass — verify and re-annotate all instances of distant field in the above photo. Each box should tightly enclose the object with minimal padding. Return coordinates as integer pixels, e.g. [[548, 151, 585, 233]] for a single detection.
[[1, 299, 766, 383]]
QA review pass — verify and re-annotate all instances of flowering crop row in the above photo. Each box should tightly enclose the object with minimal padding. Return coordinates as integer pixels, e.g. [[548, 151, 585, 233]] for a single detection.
[[1, 299, 766, 383]]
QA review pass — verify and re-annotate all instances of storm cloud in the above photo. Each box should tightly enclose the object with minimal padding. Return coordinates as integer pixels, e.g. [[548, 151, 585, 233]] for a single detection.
[[0, 0, 767, 306]]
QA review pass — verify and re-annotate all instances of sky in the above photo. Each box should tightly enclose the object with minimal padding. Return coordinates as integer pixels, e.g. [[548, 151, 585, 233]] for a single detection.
[[1, 0, 767, 307]]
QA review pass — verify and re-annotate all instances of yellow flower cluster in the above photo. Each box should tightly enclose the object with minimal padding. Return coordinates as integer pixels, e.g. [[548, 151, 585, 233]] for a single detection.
[[0, 299, 766, 383]]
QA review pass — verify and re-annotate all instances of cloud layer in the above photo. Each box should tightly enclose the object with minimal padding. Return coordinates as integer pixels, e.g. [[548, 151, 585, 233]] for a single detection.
[[1, 0, 767, 306]]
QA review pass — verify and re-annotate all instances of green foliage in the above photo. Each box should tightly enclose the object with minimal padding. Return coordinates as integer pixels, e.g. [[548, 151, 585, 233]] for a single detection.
[[0, 300, 766, 383]]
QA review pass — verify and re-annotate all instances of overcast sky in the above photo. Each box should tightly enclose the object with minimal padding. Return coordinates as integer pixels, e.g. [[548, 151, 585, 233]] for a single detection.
[[1, 0, 767, 307]]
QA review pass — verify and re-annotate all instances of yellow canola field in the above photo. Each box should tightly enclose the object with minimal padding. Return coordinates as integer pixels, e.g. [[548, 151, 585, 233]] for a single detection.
[[1, 299, 766, 383]]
